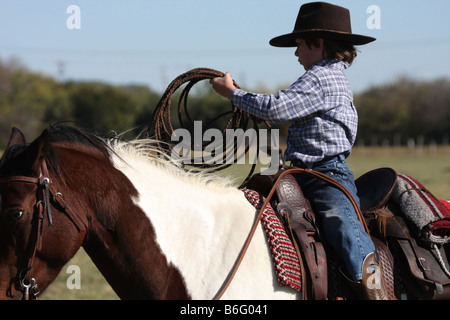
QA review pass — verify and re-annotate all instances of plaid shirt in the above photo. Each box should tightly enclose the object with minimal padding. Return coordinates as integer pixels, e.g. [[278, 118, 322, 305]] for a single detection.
[[231, 59, 357, 167]]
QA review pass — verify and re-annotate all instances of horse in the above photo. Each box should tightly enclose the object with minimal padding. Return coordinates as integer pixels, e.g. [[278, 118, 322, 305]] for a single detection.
[[0, 124, 301, 300]]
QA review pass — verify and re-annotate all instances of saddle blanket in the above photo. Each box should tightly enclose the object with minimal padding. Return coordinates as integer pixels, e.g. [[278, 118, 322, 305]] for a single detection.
[[391, 173, 450, 245], [242, 188, 302, 292]]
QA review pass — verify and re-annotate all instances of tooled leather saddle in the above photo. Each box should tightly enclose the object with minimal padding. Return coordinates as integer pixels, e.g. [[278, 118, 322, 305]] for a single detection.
[[246, 165, 328, 300], [245, 165, 399, 300]]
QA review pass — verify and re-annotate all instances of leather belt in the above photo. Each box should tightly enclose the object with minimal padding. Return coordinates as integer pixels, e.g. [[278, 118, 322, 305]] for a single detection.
[[290, 153, 347, 169]]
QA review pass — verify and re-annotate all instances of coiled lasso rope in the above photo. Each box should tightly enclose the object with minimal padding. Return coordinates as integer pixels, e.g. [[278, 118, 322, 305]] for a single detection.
[[145, 67, 271, 185]]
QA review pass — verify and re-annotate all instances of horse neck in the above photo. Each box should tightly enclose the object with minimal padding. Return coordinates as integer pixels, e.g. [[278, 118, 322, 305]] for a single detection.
[[111, 149, 258, 299], [56, 143, 258, 299], [54, 145, 190, 299], [82, 205, 191, 300]]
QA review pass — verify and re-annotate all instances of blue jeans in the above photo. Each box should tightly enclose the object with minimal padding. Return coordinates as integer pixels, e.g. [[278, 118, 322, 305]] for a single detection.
[[293, 154, 375, 281]]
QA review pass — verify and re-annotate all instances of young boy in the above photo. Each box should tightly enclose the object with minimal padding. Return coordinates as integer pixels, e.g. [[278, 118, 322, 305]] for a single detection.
[[211, 2, 388, 299]]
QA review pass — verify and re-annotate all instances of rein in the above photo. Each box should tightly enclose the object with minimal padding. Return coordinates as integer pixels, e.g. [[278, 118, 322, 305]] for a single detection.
[[214, 167, 369, 300], [2, 160, 87, 300]]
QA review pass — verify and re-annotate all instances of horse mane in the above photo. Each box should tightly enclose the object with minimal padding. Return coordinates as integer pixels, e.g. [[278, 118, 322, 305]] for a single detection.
[[48, 123, 235, 190], [0, 123, 104, 176], [1, 123, 235, 192], [108, 138, 236, 191], [0, 144, 25, 167], [48, 123, 112, 158]]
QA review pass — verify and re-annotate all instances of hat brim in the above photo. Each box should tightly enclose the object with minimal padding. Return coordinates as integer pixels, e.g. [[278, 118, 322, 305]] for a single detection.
[[269, 30, 376, 47]]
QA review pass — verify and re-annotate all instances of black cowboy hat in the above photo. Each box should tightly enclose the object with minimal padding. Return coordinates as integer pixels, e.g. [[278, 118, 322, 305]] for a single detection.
[[269, 2, 376, 47]]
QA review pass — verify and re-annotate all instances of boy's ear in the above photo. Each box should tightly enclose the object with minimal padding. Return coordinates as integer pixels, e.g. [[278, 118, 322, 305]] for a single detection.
[[316, 38, 325, 50]]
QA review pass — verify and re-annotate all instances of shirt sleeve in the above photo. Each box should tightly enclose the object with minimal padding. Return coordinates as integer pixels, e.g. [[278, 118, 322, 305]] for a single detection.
[[230, 72, 324, 123]]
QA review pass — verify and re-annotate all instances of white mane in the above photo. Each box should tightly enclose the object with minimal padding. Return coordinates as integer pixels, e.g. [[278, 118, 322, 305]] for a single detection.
[[107, 138, 236, 191]]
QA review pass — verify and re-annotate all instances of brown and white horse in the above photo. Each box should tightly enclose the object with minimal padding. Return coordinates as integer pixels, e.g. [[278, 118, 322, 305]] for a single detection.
[[0, 124, 300, 300]]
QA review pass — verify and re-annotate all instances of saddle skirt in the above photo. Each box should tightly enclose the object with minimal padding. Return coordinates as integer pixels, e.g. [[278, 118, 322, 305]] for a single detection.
[[243, 188, 302, 292]]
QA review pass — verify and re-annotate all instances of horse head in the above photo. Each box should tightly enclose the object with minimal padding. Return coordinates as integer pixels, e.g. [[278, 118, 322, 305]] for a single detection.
[[0, 128, 86, 299]]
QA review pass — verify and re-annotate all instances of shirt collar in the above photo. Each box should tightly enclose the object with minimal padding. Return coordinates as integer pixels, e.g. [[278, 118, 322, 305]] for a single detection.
[[311, 58, 349, 70]]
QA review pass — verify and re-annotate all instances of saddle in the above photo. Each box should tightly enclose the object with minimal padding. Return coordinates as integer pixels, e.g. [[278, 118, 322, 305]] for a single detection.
[[247, 165, 450, 300], [356, 168, 450, 300], [246, 165, 327, 300], [246, 165, 398, 300]]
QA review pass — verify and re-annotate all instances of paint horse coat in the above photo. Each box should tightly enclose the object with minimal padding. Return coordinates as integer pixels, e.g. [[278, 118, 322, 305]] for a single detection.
[[0, 125, 300, 300]]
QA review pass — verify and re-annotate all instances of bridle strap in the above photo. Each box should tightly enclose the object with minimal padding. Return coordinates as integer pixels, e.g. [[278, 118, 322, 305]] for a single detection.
[[6, 176, 39, 184], [4, 163, 88, 233], [46, 184, 87, 233], [19, 198, 45, 300], [3, 160, 88, 299]]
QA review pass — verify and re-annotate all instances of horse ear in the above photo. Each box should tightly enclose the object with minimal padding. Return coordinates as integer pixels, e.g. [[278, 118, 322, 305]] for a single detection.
[[20, 129, 51, 175], [6, 127, 26, 148]]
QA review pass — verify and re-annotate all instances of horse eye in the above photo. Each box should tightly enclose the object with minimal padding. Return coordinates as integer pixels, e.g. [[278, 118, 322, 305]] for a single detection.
[[7, 209, 24, 221]]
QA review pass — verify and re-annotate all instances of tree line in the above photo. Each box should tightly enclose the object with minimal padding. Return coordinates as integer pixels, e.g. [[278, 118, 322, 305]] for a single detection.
[[0, 59, 449, 149], [355, 76, 450, 147]]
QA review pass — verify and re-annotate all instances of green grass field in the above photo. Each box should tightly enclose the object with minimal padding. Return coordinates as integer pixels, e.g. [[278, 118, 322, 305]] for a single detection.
[[33, 147, 450, 299], [349, 146, 450, 200]]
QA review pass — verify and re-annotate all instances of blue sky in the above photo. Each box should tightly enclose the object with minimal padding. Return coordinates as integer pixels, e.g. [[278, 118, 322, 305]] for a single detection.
[[0, 0, 449, 93]]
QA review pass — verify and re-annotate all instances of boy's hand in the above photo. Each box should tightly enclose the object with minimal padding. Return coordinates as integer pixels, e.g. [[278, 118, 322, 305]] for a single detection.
[[210, 72, 236, 100]]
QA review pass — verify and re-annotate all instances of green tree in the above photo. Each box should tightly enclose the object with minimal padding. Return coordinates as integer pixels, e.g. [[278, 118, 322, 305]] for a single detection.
[[70, 83, 137, 134], [408, 79, 450, 142], [0, 60, 63, 146]]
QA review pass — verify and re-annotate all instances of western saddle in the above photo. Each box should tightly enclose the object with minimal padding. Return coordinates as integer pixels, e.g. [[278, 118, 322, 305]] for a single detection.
[[246, 164, 450, 300]]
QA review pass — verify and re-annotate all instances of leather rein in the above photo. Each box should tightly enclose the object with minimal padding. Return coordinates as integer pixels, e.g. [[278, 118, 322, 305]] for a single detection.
[[213, 166, 369, 300], [2, 160, 87, 300]]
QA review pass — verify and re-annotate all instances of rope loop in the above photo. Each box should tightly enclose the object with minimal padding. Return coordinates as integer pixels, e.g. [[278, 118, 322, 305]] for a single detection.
[[145, 68, 271, 185]]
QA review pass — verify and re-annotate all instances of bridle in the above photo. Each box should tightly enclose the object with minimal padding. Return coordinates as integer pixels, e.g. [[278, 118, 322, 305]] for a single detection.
[[1, 160, 88, 300]]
